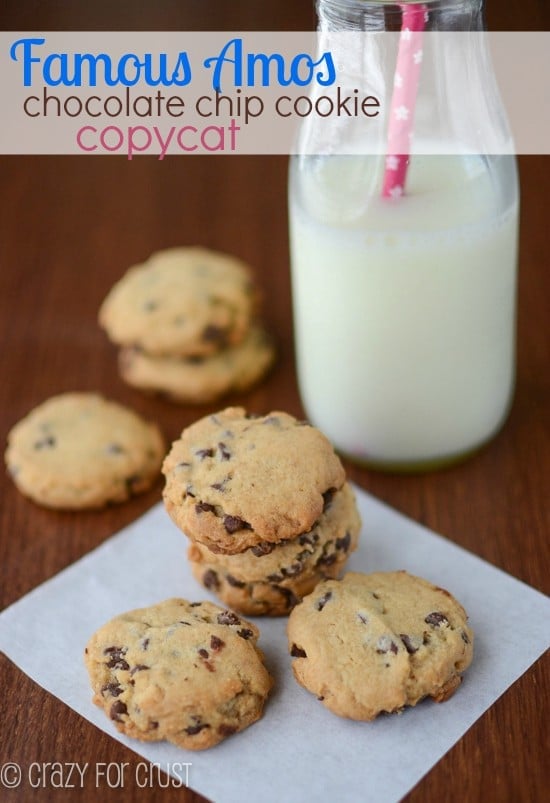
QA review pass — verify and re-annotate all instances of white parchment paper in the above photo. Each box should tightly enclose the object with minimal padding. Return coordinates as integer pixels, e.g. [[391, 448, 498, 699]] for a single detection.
[[0, 486, 548, 803]]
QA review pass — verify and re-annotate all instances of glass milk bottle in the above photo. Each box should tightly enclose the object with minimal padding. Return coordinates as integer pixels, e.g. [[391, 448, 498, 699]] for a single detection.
[[289, 0, 519, 470]]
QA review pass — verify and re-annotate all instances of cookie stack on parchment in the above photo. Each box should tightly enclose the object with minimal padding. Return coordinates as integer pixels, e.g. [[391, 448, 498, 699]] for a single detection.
[[162, 406, 362, 615], [99, 247, 275, 404]]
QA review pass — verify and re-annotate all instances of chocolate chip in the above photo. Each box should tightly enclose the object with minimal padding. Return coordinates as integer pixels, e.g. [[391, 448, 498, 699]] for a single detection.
[[179, 620, 191, 626], [335, 532, 351, 551], [372, 592, 380, 600], [110, 700, 128, 722], [357, 613, 369, 624], [376, 636, 398, 655], [198, 648, 209, 659], [34, 435, 56, 449], [196, 448, 214, 460], [190, 602, 202, 607], [149, 721, 159, 730], [315, 591, 333, 611], [218, 442, 231, 460], [223, 515, 251, 534], [203, 325, 227, 345], [317, 548, 337, 567], [400, 634, 418, 654], [322, 488, 336, 511], [251, 542, 274, 557], [298, 532, 319, 546], [461, 630, 470, 644], [237, 628, 254, 640], [267, 572, 283, 583], [217, 611, 241, 626], [210, 636, 225, 651], [425, 612, 449, 627], [226, 574, 246, 588], [141, 638, 150, 651], [283, 562, 303, 577], [203, 569, 220, 590], [106, 443, 125, 455], [101, 682, 123, 697], [186, 484, 196, 498], [185, 722, 210, 736], [177, 461, 191, 468], [290, 644, 307, 658], [211, 481, 226, 492], [130, 664, 150, 675], [104, 647, 129, 671], [273, 586, 299, 610], [125, 474, 142, 493], [218, 724, 237, 736], [195, 502, 215, 514]]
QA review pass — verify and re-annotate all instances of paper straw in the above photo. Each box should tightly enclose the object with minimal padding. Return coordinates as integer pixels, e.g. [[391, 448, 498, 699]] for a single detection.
[[382, 3, 428, 198]]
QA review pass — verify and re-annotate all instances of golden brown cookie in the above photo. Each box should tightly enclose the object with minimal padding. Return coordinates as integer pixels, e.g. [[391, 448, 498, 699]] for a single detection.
[[188, 483, 361, 615], [99, 247, 257, 358], [287, 571, 473, 720], [162, 407, 346, 554], [119, 325, 275, 404], [5, 393, 164, 509], [84, 598, 273, 751]]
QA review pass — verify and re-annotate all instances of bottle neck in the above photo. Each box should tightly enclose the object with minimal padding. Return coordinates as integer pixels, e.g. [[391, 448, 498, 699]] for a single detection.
[[317, 0, 484, 31]]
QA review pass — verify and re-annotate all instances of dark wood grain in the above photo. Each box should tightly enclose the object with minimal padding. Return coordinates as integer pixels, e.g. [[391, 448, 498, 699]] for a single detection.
[[1, 2, 548, 802]]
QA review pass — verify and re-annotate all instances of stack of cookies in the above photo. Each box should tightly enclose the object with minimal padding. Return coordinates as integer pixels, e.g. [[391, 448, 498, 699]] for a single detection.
[[99, 247, 275, 404], [162, 406, 362, 615]]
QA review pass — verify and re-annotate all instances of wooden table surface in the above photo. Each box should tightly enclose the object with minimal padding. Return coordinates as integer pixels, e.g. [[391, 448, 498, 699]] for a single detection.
[[1, 2, 548, 802]]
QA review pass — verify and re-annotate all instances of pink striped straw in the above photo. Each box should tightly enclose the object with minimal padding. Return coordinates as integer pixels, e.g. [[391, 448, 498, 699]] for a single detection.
[[382, 3, 428, 199]]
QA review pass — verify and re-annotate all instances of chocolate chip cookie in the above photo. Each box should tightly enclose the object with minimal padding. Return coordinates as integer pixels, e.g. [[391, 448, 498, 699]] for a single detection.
[[5, 393, 164, 509], [287, 571, 473, 720], [99, 247, 257, 358], [162, 407, 347, 554], [84, 598, 273, 751], [188, 483, 361, 615], [119, 325, 275, 404]]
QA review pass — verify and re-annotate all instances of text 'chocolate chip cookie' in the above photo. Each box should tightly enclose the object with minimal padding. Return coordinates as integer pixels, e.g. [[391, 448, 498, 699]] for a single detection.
[[5, 393, 164, 509], [84, 598, 273, 751], [287, 571, 474, 720], [162, 407, 347, 555]]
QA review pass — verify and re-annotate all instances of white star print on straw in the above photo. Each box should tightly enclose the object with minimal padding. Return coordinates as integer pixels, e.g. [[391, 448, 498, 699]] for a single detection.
[[389, 185, 404, 198], [382, 4, 428, 199]]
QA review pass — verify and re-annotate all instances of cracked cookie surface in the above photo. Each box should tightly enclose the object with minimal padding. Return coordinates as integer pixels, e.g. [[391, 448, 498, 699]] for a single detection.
[[188, 483, 361, 615], [99, 247, 257, 358], [119, 325, 275, 404], [5, 393, 164, 509], [162, 407, 346, 554], [84, 598, 273, 751], [287, 571, 474, 720]]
